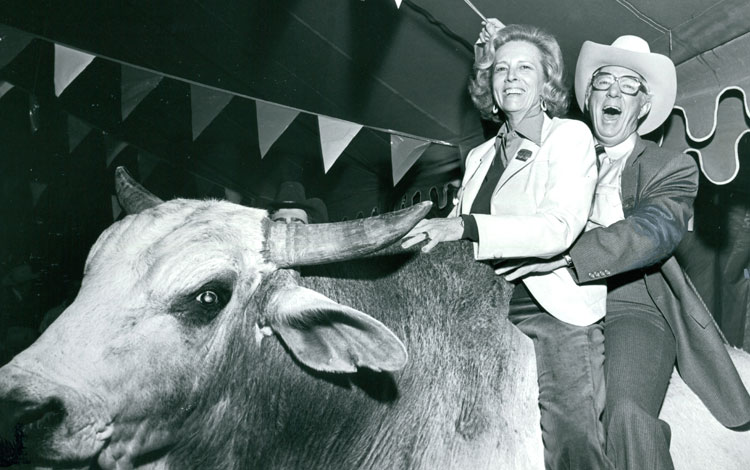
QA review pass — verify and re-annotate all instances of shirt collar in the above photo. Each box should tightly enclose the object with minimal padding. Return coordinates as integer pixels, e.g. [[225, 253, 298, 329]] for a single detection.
[[602, 133, 637, 161], [498, 108, 544, 147]]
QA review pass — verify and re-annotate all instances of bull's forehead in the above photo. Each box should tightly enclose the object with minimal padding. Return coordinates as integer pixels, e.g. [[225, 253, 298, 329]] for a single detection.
[[85, 199, 273, 287]]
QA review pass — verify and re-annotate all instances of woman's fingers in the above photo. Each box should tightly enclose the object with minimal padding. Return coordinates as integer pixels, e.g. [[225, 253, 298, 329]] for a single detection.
[[401, 232, 427, 249], [421, 237, 440, 253]]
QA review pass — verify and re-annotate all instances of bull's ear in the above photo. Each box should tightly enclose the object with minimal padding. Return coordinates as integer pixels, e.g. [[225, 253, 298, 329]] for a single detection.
[[265, 285, 408, 374]]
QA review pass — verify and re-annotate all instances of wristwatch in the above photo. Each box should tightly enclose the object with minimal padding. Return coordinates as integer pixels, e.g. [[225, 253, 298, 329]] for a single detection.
[[562, 253, 574, 268]]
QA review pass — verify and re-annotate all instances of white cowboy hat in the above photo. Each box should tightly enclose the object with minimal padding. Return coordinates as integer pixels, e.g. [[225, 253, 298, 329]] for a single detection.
[[574, 35, 676, 135]]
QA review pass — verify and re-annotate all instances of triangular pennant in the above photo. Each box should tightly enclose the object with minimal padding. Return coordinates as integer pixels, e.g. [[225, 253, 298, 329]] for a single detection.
[[224, 188, 242, 204], [0, 26, 32, 69], [0, 82, 14, 100], [54, 45, 95, 97], [137, 152, 158, 182], [191, 84, 233, 140], [395, 0, 403, 8], [111, 195, 122, 221], [391, 135, 430, 185], [29, 181, 48, 207], [256, 101, 299, 158], [318, 116, 362, 173], [103, 134, 128, 168], [67, 115, 91, 152], [121, 66, 163, 120]]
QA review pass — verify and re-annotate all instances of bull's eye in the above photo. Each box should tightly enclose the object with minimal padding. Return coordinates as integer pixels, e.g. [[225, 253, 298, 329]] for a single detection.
[[196, 290, 219, 305], [171, 280, 233, 326]]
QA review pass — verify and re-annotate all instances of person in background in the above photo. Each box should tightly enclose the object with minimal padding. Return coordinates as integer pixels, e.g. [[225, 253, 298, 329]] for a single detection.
[[402, 22, 610, 470], [268, 181, 328, 224], [499, 32, 750, 469]]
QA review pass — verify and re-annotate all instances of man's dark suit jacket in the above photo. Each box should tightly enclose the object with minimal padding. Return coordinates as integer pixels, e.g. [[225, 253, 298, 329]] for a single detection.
[[569, 136, 750, 428]]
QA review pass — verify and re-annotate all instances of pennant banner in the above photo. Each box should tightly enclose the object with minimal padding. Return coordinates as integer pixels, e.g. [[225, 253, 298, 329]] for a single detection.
[[0, 26, 32, 70], [256, 101, 299, 158], [318, 116, 362, 173], [391, 135, 430, 185], [121, 66, 163, 120], [0, 82, 14, 100], [67, 115, 91, 152], [54, 45, 95, 97], [395, 0, 403, 8], [191, 84, 233, 140]]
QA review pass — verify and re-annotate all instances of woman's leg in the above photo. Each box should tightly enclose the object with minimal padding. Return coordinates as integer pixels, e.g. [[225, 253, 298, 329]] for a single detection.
[[604, 296, 677, 470], [508, 289, 610, 470]]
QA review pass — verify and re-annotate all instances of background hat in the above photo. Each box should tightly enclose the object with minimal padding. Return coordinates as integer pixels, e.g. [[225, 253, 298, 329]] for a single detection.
[[269, 181, 329, 223], [575, 35, 677, 135]]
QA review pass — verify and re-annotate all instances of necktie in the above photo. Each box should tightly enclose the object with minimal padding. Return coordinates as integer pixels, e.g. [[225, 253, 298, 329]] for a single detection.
[[594, 144, 608, 173]]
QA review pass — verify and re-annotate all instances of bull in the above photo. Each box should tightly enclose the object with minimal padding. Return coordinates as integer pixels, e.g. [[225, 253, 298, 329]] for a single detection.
[[1, 168, 748, 469], [0, 168, 543, 469]]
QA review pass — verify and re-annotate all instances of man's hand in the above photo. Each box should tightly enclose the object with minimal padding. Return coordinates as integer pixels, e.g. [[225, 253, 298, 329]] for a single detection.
[[495, 256, 568, 281], [401, 217, 464, 253]]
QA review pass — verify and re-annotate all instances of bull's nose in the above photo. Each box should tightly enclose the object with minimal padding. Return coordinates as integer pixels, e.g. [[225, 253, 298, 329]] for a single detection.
[[0, 429, 23, 466], [0, 391, 67, 464], [0, 365, 68, 459], [0, 393, 66, 439]]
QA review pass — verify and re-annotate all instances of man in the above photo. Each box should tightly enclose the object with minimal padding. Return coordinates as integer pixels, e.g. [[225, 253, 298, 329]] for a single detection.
[[268, 181, 328, 224], [499, 35, 750, 468]]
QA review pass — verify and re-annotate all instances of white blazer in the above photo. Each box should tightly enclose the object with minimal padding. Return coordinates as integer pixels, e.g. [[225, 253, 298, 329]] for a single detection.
[[450, 115, 606, 326]]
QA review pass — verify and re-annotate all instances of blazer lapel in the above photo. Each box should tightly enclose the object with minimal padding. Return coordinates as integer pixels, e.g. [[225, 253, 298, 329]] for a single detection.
[[493, 114, 550, 195], [494, 139, 538, 193], [620, 137, 647, 215], [458, 139, 496, 214]]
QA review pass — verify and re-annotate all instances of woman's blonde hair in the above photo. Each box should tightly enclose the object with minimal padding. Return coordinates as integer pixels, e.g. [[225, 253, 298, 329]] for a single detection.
[[468, 24, 569, 121]]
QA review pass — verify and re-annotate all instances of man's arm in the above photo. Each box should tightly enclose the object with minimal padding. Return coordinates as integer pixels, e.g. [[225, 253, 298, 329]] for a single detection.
[[498, 150, 699, 283], [570, 150, 698, 283]]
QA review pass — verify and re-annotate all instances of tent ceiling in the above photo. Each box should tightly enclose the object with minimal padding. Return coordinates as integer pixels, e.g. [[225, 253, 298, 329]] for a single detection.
[[2, 0, 749, 143], [0, 0, 748, 207]]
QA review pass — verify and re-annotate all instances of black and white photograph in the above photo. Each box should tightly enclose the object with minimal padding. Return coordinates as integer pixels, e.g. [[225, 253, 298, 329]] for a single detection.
[[1, 1, 749, 469]]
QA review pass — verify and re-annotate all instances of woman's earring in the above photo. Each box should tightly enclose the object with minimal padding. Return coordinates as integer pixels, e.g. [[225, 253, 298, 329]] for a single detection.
[[540, 97, 547, 112], [492, 104, 499, 114]]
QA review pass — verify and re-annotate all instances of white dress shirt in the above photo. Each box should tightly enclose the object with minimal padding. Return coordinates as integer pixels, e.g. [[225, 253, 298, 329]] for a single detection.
[[587, 134, 637, 230]]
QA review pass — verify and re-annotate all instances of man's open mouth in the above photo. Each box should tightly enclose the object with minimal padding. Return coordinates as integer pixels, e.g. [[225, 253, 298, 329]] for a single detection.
[[603, 105, 621, 116]]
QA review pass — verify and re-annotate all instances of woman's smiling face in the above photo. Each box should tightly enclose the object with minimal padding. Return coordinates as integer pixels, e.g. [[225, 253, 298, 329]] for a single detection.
[[492, 40, 545, 124]]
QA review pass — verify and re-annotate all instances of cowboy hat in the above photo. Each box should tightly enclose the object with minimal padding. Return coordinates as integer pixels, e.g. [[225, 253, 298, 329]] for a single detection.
[[575, 35, 676, 135], [268, 181, 329, 223]]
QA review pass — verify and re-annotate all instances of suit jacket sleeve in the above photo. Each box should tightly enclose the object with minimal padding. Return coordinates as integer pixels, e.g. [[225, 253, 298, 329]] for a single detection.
[[570, 147, 698, 283], [473, 120, 598, 260]]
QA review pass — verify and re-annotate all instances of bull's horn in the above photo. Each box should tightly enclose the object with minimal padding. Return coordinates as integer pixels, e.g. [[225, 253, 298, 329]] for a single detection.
[[115, 166, 163, 214], [266, 201, 432, 267]]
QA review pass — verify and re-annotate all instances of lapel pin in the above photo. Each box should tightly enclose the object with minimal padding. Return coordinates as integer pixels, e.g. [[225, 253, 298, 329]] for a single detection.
[[515, 149, 533, 161]]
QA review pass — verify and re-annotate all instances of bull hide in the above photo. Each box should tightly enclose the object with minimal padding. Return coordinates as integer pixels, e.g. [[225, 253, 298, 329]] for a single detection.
[[0, 192, 543, 470]]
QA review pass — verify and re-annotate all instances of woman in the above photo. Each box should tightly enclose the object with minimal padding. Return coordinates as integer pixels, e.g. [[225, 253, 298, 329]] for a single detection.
[[402, 23, 610, 470]]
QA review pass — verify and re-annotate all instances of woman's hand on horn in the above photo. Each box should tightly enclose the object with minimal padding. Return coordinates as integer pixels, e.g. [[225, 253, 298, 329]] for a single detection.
[[401, 217, 464, 253]]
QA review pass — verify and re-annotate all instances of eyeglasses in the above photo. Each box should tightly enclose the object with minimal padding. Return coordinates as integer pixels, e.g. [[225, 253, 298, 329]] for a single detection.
[[591, 72, 647, 96]]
